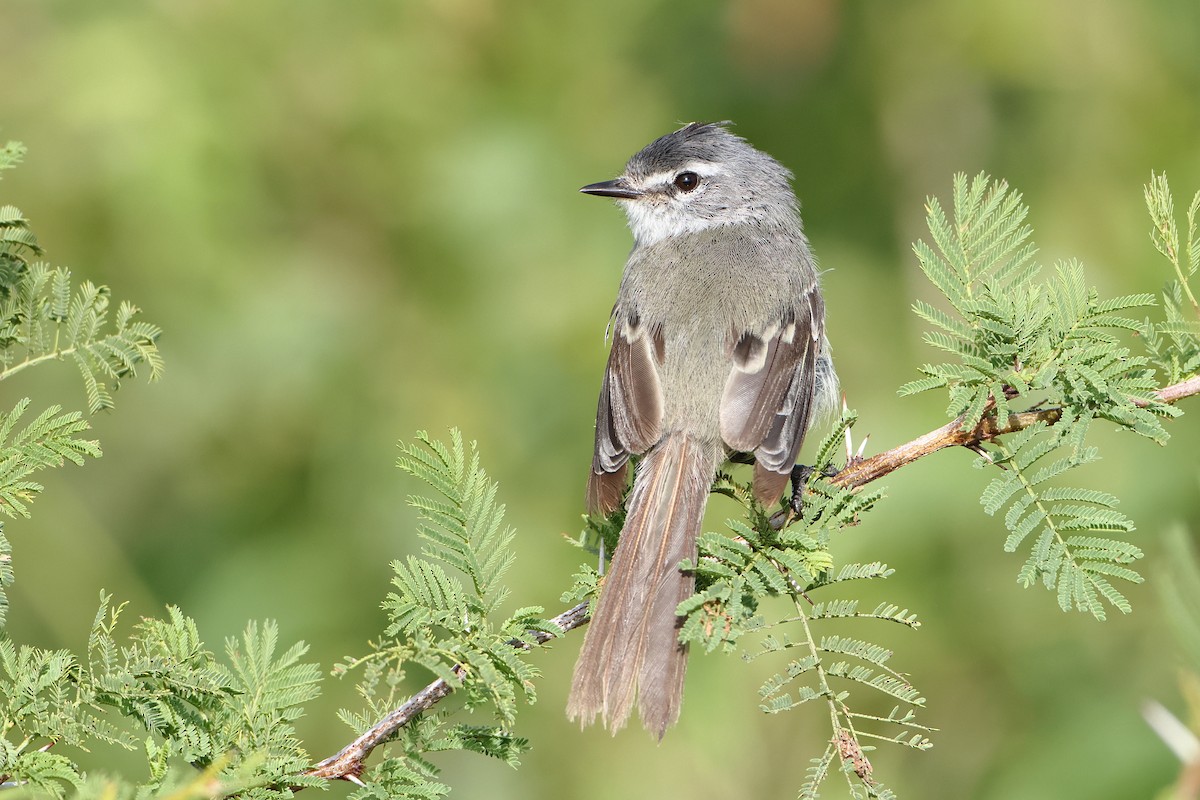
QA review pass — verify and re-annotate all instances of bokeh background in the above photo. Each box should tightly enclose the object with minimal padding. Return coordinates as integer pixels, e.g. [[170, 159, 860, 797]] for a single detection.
[[3, 1, 1200, 797]]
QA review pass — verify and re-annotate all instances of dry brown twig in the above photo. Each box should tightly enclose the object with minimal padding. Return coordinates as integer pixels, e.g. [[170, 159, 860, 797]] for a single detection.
[[307, 375, 1200, 783]]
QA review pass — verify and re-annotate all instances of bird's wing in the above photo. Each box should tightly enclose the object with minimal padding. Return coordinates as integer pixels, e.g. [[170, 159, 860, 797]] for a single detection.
[[587, 311, 665, 514], [719, 283, 824, 505]]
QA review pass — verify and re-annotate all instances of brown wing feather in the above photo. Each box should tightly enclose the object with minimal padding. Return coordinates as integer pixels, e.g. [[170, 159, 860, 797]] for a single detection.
[[586, 367, 628, 514], [719, 285, 824, 505], [586, 315, 665, 515]]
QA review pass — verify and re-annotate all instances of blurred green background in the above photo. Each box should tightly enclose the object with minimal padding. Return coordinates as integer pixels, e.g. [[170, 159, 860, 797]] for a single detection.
[[3, 0, 1200, 797]]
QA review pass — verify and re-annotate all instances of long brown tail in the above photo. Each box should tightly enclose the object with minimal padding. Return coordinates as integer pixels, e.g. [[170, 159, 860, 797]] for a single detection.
[[567, 434, 714, 738]]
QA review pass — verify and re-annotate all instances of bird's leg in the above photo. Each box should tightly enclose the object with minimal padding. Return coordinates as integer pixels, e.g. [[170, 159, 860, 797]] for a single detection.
[[788, 464, 814, 516], [787, 462, 841, 515], [732, 451, 839, 525]]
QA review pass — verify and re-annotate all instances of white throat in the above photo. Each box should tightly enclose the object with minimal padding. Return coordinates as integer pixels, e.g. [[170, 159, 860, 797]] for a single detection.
[[621, 201, 736, 247]]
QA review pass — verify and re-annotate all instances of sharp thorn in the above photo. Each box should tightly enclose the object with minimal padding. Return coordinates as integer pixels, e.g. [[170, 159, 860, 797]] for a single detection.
[[965, 443, 995, 463], [1143, 699, 1200, 762]]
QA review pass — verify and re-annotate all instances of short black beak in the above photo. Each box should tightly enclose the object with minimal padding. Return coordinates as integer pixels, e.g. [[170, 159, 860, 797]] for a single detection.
[[579, 177, 643, 199]]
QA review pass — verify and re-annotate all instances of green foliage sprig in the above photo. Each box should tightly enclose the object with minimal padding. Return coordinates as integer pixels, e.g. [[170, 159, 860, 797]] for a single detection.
[[1, 429, 574, 800], [0, 142, 26, 175], [0, 145, 332, 800], [0, 141, 163, 415], [0, 145, 164, 624], [330, 430, 558, 800], [1, 594, 322, 800], [1143, 173, 1200, 385], [0, 263, 165, 415], [901, 173, 1183, 619], [677, 413, 927, 799]]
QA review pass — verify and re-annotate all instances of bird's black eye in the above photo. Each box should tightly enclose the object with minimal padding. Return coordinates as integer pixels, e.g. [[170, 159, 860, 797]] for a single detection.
[[673, 171, 700, 192]]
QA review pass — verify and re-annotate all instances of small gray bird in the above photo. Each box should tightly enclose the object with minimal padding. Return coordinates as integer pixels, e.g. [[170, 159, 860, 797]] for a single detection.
[[568, 122, 837, 738]]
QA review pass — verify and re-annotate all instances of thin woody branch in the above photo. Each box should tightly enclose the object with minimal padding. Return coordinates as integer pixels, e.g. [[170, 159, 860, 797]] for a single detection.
[[831, 408, 1062, 490], [1136, 374, 1200, 407], [834, 375, 1200, 490], [306, 375, 1200, 784], [304, 601, 590, 783]]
